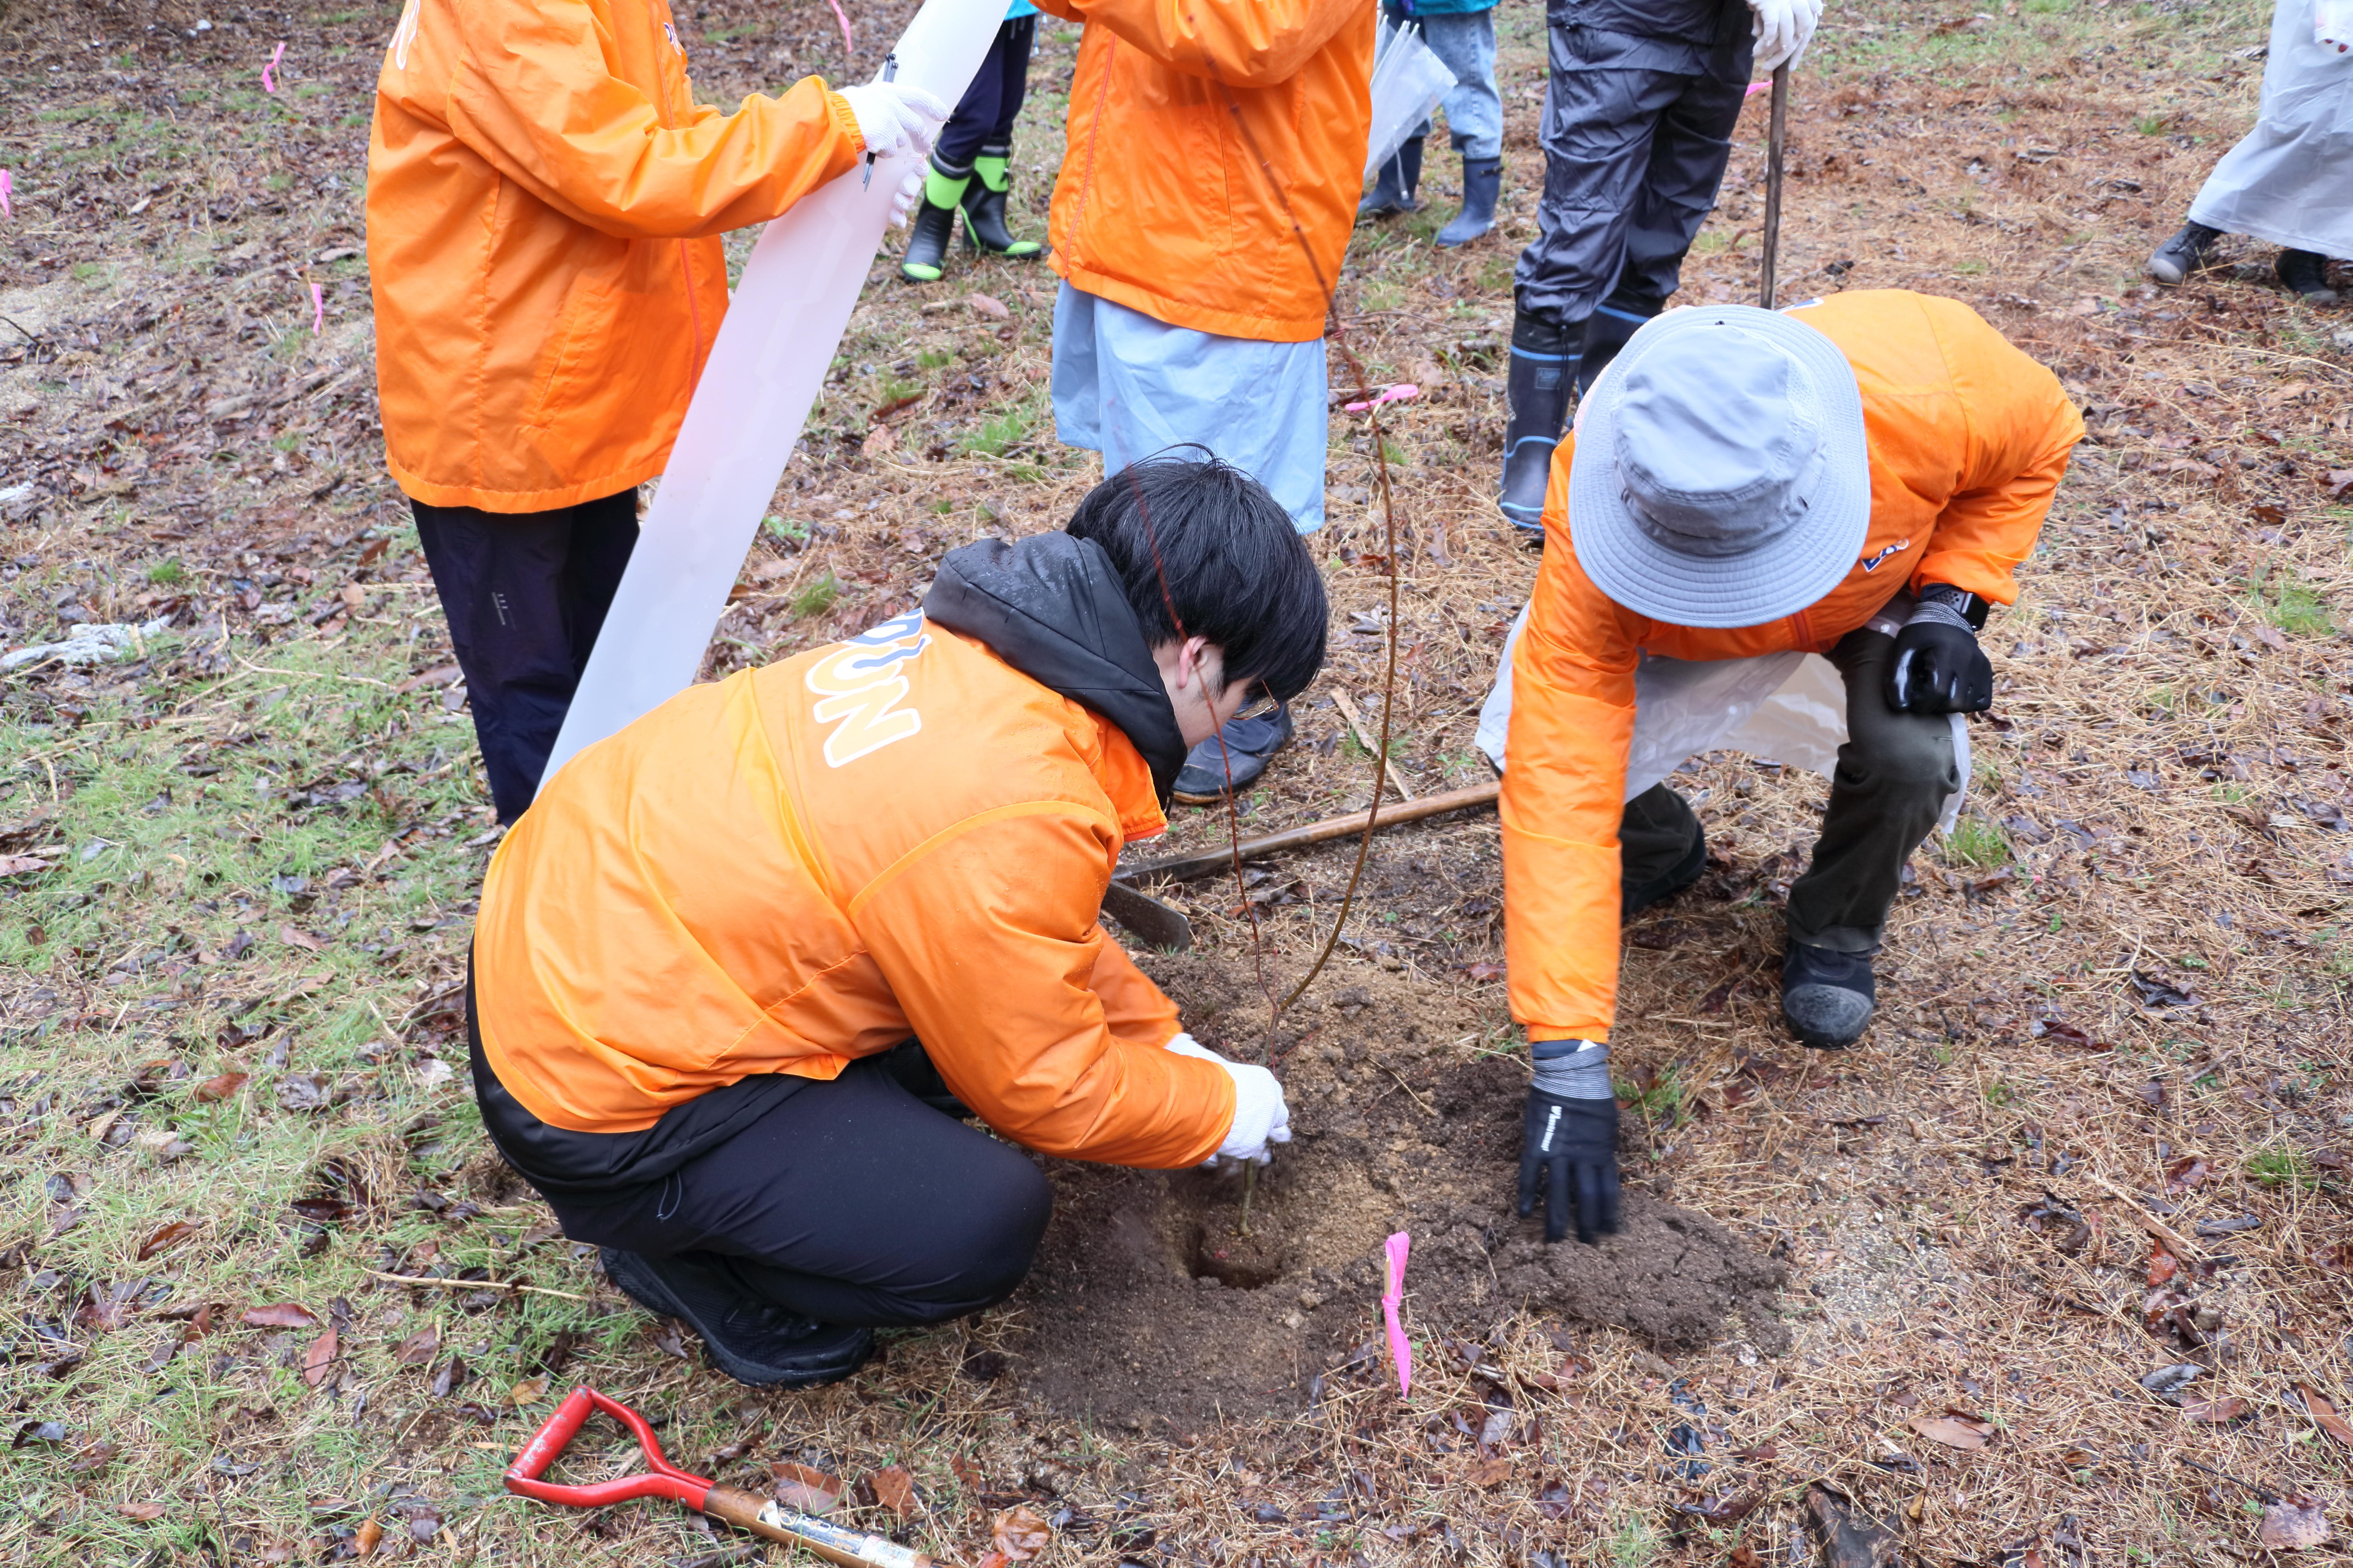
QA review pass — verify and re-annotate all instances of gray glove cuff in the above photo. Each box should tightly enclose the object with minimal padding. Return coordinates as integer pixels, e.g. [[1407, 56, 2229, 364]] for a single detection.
[[1531, 1041, 1612, 1100], [1903, 598, 1975, 636]]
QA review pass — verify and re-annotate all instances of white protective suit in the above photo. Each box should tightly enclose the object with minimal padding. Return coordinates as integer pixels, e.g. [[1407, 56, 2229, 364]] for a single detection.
[[2188, 0, 2353, 258]]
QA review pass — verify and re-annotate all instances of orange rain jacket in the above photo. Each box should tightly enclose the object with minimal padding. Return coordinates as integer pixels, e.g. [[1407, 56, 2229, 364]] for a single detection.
[[472, 613, 1234, 1170], [1501, 291, 2085, 1044], [1034, 0, 1374, 342], [367, 0, 864, 513]]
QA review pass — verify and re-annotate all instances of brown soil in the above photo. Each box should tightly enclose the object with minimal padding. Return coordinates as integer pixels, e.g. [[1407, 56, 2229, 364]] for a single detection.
[[1010, 959, 1788, 1427]]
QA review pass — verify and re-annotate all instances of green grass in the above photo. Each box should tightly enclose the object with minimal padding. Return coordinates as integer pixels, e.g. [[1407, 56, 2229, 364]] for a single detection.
[[1942, 815, 2011, 871], [2246, 1148, 2321, 1189], [916, 348, 951, 371], [958, 395, 1041, 460], [791, 570, 843, 618], [145, 560, 186, 586]]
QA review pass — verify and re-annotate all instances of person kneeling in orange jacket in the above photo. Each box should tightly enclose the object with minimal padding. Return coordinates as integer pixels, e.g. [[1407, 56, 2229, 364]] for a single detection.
[[1501, 291, 2082, 1245], [468, 455, 1324, 1387], [367, 0, 946, 822]]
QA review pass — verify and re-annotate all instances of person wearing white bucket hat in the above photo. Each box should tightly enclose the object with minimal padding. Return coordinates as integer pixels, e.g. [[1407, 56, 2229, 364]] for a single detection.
[[1499, 290, 2082, 1246]]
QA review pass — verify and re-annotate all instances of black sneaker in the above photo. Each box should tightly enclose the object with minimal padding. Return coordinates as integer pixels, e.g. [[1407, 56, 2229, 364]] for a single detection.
[[2145, 222, 2220, 286], [1780, 941, 1876, 1049], [2277, 248, 2341, 303], [1622, 824, 1706, 919], [602, 1249, 873, 1389], [1170, 703, 1295, 805]]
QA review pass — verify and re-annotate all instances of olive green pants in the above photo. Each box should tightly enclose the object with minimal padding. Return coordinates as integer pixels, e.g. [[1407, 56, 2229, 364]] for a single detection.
[[1617, 628, 1958, 954]]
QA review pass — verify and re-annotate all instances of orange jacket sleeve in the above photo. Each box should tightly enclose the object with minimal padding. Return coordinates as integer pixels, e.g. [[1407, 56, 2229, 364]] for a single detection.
[[853, 808, 1231, 1168], [429, 1, 862, 241], [1047, 0, 1362, 87], [1500, 464, 1642, 1046], [1908, 298, 2086, 605]]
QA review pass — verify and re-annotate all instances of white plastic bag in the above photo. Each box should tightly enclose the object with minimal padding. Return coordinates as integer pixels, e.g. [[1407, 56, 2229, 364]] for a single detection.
[[1475, 604, 1967, 831], [537, 0, 1005, 793], [1363, 20, 1457, 181]]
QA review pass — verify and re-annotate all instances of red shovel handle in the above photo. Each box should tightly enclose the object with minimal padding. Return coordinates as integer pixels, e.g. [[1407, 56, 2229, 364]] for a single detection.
[[504, 1387, 712, 1510]]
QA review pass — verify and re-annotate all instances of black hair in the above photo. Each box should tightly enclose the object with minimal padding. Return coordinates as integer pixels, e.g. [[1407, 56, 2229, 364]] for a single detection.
[[1064, 449, 1328, 703]]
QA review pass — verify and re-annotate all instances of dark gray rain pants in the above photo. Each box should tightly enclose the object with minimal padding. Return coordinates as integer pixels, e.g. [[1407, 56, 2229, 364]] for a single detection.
[[1512, 1, 1754, 334]]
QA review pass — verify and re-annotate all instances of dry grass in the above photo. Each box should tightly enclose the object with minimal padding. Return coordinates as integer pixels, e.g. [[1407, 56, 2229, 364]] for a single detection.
[[4, 0, 2351, 1562]]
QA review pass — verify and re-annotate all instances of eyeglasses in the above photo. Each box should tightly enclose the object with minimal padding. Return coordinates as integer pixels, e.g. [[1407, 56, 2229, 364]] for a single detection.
[[1230, 685, 1282, 723]]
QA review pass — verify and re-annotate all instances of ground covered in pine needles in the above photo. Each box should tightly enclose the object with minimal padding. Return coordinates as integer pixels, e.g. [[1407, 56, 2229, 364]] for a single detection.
[[3, 0, 2351, 1562]]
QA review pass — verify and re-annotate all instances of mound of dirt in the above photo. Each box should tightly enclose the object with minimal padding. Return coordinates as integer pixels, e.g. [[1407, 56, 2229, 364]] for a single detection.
[[1006, 959, 1790, 1427]]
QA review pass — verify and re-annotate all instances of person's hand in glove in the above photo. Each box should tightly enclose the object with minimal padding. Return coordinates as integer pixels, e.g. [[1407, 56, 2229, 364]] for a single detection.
[[1885, 586, 1994, 715], [1166, 1033, 1292, 1166], [836, 80, 952, 166], [1748, 0, 1822, 73], [1518, 1040, 1621, 1245]]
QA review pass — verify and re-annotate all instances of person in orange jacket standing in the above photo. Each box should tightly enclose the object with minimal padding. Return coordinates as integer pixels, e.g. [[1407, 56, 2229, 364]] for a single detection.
[[1034, 0, 1372, 803], [1500, 291, 2081, 1245], [367, 0, 948, 822], [469, 455, 1324, 1387]]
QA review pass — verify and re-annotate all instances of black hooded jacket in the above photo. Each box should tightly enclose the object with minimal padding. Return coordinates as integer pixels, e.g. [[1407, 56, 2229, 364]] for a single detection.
[[922, 533, 1189, 808]]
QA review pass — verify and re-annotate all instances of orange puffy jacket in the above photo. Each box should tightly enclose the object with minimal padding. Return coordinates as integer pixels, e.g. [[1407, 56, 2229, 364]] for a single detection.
[[472, 612, 1233, 1169], [1034, 0, 1374, 342], [367, 0, 863, 513], [1501, 291, 2084, 1043]]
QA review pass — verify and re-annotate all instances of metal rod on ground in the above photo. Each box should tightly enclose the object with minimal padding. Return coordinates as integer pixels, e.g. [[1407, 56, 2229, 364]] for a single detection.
[[1759, 62, 1788, 309]]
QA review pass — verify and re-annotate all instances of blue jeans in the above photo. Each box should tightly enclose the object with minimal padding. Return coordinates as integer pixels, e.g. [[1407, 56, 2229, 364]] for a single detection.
[[1403, 10, 1502, 161]]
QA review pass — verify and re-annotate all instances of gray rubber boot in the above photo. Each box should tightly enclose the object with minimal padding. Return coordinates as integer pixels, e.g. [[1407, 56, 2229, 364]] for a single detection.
[[1435, 155, 1501, 248]]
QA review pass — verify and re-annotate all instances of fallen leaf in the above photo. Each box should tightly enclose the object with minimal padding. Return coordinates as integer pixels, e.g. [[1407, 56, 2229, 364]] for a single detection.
[[2323, 470, 2353, 500], [137, 1219, 200, 1261], [967, 292, 1010, 320], [12, 1421, 67, 1449], [990, 1503, 1051, 1561], [301, 1326, 338, 1387], [117, 1501, 167, 1520], [430, 1355, 468, 1398], [242, 1303, 319, 1329], [394, 1325, 440, 1366], [2164, 1156, 2210, 1193], [279, 925, 323, 952], [773, 1461, 845, 1515], [1677, 1489, 1761, 1523], [2260, 1496, 2333, 1550], [1908, 1414, 1993, 1450], [69, 1440, 119, 1474], [0, 854, 57, 876], [193, 1071, 249, 1102], [2296, 1384, 2353, 1447], [1535, 1479, 1573, 1520], [2181, 1396, 2250, 1422], [2148, 1240, 2179, 1288], [867, 1465, 914, 1518], [353, 1518, 384, 1557], [507, 1375, 549, 1407], [1468, 1455, 1512, 1488]]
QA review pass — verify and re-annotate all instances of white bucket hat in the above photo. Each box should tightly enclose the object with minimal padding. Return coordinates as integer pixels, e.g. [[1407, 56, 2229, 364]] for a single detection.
[[1568, 305, 1869, 630]]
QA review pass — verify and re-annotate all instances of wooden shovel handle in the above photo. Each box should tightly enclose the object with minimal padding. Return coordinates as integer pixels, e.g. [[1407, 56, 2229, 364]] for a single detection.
[[700, 1485, 934, 1568]]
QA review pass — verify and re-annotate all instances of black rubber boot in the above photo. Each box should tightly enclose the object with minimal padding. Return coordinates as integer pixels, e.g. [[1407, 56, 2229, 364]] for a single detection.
[[2145, 221, 2220, 286], [1499, 308, 1578, 536], [1577, 293, 1662, 396], [603, 1248, 875, 1389], [1779, 942, 1877, 1050], [2277, 248, 2341, 303], [1435, 154, 1501, 248], [961, 140, 1041, 258], [1358, 135, 1423, 220], [899, 161, 968, 283]]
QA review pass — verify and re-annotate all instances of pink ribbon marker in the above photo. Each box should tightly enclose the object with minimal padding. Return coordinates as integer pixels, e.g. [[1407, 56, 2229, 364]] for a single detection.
[[1344, 382, 1419, 414], [1746, 80, 1770, 97], [263, 40, 286, 93], [1380, 1231, 1413, 1397], [0, 169, 12, 220], [309, 282, 324, 333], [824, 0, 855, 57]]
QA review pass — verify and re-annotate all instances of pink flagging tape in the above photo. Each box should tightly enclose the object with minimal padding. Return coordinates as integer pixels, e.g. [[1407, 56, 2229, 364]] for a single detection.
[[263, 40, 286, 93], [310, 282, 324, 333], [1344, 383, 1419, 414], [0, 169, 11, 220], [1381, 1231, 1412, 1397], [1745, 80, 1769, 97], [825, 0, 855, 57]]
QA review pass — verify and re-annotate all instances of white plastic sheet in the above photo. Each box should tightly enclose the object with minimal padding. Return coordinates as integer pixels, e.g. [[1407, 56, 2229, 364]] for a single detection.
[[1474, 604, 1967, 831], [537, 0, 1005, 792], [1363, 20, 1457, 181]]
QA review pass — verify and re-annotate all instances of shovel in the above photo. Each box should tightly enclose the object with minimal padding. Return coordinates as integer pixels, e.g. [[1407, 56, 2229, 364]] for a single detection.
[[506, 1386, 935, 1567]]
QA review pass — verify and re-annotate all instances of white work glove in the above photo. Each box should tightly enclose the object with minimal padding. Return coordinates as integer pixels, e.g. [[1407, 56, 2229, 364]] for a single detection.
[[1165, 1032, 1292, 1167], [835, 80, 951, 166], [2320, 0, 2352, 53], [1748, 0, 1821, 74], [887, 165, 923, 228]]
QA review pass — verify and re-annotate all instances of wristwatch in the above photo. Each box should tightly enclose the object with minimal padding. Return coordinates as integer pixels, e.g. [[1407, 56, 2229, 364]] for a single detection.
[[1917, 582, 1990, 631]]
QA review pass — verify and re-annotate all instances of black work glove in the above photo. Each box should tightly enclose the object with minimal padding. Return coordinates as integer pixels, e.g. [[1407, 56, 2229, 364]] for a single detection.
[[1518, 1089, 1621, 1245], [1885, 593, 1993, 715]]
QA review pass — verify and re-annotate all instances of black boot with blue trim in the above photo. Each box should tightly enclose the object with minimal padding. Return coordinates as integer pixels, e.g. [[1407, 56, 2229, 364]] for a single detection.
[[1499, 308, 1578, 538]]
